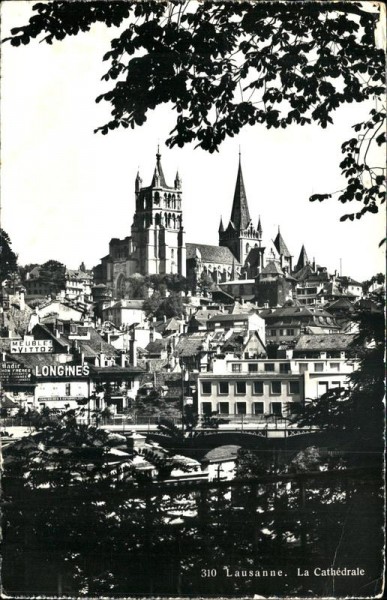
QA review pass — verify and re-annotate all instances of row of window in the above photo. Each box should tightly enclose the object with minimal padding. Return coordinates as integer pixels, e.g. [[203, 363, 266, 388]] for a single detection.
[[201, 380, 300, 396], [231, 362, 291, 373], [231, 362, 341, 374], [201, 401, 300, 416], [269, 329, 295, 337]]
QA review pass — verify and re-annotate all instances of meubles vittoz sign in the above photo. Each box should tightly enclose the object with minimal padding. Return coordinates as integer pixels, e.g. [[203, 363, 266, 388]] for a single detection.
[[11, 339, 53, 353], [35, 364, 90, 378]]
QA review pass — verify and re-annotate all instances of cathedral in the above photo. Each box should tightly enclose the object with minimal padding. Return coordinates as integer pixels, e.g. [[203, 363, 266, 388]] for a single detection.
[[97, 150, 297, 298]]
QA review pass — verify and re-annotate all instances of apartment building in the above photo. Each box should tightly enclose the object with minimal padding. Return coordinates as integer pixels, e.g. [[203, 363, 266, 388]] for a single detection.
[[197, 348, 357, 418]]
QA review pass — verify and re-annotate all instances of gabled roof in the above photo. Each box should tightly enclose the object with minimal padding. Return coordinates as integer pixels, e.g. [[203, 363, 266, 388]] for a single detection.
[[209, 312, 259, 323], [261, 260, 284, 275], [294, 334, 356, 352], [260, 306, 333, 320], [60, 327, 118, 357], [273, 229, 291, 258], [174, 334, 208, 357], [145, 339, 170, 354], [104, 299, 144, 311], [229, 156, 251, 230], [186, 243, 239, 265], [293, 264, 330, 282], [154, 317, 181, 334], [66, 269, 92, 281], [1, 394, 19, 409], [326, 297, 356, 311]]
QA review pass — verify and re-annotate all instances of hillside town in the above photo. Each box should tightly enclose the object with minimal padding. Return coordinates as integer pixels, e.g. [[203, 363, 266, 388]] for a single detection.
[[1, 153, 383, 449], [1, 151, 384, 600]]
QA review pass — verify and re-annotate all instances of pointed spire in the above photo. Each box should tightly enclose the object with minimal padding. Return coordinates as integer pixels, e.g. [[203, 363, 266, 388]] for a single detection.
[[274, 228, 291, 258], [151, 148, 167, 187], [229, 154, 251, 230], [135, 169, 142, 191], [174, 170, 182, 190], [257, 216, 263, 237], [295, 244, 309, 271], [230, 258, 236, 280], [218, 217, 224, 233]]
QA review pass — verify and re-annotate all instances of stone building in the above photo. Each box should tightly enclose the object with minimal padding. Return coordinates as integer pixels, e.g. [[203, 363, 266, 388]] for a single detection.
[[99, 150, 186, 298]]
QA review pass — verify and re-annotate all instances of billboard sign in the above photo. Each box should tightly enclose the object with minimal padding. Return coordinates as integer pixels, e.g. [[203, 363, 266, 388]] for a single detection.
[[11, 339, 53, 354]]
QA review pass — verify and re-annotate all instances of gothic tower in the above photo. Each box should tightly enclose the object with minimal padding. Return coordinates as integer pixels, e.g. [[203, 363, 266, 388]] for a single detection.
[[131, 150, 186, 276], [219, 154, 262, 267]]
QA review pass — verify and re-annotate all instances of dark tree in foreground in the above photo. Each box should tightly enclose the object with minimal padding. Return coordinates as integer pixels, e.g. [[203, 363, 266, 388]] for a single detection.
[[4, 1, 385, 221], [0, 229, 18, 283]]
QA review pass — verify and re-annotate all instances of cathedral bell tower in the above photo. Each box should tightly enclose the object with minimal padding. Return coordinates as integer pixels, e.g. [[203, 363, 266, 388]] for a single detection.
[[219, 153, 262, 267], [131, 150, 186, 277]]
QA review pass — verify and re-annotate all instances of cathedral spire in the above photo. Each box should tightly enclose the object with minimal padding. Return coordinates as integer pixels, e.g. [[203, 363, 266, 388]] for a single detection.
[[151, 148, 168, 187], [229, 154, 251, 230], [174, 170, 182, 190], [135, 169, 142, 191], [231, 258, 236, 280], [257, 216, 263, 237], [218, 217, 224, 233]]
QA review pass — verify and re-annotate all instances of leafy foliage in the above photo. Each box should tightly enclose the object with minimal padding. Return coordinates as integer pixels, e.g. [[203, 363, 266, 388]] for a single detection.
[[143, 290, 185, 319], [39, 259, 66, 293], [0, 229, 18, 283], [4, 2, 385, 219]]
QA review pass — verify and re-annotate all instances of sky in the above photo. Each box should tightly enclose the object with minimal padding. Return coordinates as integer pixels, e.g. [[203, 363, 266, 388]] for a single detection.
[[1, 1, 385, 282]]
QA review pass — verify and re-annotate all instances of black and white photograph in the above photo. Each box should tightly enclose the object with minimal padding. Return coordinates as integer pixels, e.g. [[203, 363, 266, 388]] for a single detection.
[[1, 1, 385, 598]]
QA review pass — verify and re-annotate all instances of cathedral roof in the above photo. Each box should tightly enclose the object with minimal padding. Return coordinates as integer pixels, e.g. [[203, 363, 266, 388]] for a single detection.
[[273, 229, 292, 258], [229, 156, 251, 230], [246, 247, 264, 268], [186, 243, 239, 265]]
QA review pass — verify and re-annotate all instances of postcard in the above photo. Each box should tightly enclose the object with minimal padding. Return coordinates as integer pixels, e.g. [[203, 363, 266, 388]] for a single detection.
[[1, 1, 385, 598]]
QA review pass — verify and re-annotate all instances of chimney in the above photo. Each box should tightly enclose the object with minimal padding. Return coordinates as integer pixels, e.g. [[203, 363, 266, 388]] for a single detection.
[[129, 339, 137, 367], [18, 290, 25, 311], [27, 310, 40, 333], [121, 353, 126, 368]]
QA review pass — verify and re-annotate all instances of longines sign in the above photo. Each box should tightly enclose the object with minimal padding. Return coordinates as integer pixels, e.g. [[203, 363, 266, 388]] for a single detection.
[[35, 364, 90, 378], [11, 339, 53, 354]]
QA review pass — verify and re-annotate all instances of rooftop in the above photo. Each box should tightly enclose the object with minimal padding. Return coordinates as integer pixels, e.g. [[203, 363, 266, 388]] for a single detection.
[[294, 333, 356, 351], [186, 243, 239, 266]]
